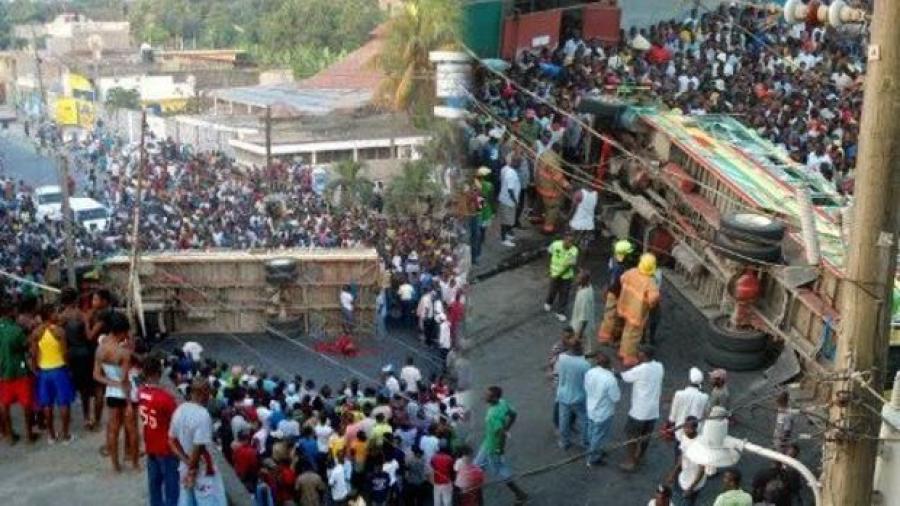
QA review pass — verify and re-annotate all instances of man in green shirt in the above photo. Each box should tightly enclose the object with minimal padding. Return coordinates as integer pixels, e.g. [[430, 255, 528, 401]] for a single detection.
[[545, 233, 579, 322], [713, 469, 754, 506], [0, 303, 36, 444], [474, 386, 528, 504], [475, 167, 494, 265]]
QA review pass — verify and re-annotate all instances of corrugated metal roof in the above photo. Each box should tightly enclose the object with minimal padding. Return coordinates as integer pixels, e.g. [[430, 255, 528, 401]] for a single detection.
[[209, 85, 372, 115]]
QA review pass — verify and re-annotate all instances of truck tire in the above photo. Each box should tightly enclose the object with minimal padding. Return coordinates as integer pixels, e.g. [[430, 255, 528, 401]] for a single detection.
[[713, 233, 782, 264], [720, 212, 786, 244], [266, 271, 297, 285], [704, 343, 770, 371], [708, 315, 769, 353], [265, 258, 298, 276]]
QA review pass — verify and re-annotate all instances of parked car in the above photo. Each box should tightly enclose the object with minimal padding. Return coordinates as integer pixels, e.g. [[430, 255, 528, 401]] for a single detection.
[[68, 197, 109, 232], [35, 185, 64, 220]]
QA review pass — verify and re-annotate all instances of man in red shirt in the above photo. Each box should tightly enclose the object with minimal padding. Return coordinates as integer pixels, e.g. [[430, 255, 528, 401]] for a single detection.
[[231, 430, 259, 491], [138, 353, 179, 506], [455, 446, 485, 506], [430, 444, 455, 506]]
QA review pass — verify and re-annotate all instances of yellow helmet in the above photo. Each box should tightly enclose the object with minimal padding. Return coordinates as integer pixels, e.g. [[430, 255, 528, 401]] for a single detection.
[[638, 253, 657, 276], [613, 240, 634, 259]]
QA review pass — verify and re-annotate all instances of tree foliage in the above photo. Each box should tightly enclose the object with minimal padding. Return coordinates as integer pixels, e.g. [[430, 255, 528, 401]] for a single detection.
[[326, 160, 374, 209], [105, 87, 141, 110], [127, 0, 383, 78], [375, 0, 461, 115], [385, 159, 442, 215]]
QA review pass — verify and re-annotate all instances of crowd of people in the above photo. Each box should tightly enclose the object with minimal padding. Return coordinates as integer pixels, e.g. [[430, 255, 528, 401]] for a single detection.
[[1, 125, 470, 308], [465, 1, 870, 223], [0, 274, 489, 506]]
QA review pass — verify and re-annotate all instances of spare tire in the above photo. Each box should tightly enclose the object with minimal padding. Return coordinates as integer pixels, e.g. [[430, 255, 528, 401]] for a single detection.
[[265, 258, 298, 276], [713, 233, 782, 264], [704, 343, 770, 371], [720, 212, 786, 244], [707, 315, 768, 353]]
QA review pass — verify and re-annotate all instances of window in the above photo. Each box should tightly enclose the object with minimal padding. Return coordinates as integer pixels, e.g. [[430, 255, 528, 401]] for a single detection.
[[358, 147, 393, 160], [316, 150, 353, 163]]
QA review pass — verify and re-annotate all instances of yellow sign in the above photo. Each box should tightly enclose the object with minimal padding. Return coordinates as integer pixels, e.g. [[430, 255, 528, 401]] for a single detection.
[[54, 97, 95, 128], [67, 73, 95, 101]]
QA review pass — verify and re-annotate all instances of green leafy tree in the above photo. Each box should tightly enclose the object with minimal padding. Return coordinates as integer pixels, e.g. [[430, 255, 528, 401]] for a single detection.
[[384, 159, 442, 215], [326, 160, 373, 209], [0, 3, 11, 50], [105, 87, 141, 123], [375, 0, 460, 115]]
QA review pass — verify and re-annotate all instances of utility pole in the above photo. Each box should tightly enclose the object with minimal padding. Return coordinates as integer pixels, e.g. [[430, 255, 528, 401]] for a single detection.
[[58, 154, 76, 289], [125, 109, 147, 332], [265, 105, 272, 172], [29, 25, 46, 122], [820, 0, 900, 504]]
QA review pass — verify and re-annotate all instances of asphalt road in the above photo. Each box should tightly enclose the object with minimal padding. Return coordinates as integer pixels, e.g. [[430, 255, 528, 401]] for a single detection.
[[0, 127, 59, 187], [467, 234, 820, 506]]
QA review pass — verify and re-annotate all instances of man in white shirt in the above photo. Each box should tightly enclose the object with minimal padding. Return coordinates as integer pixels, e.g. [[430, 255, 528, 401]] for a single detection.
[[340, 284, 354, 335], [381, 365, 401, 396], [400, 356, 422, 394], [668, 417, 706, 505], [498, 155, 521, 247], [437, 312, 452, 364], [569, 184, 598, 254], [619, 345, 665, 472], [169, 378, 226, 504], [584, 352, 620, 466], [397, 277, 415, 327], [668, 367, 709, 445], [313, 413, 334, 459]]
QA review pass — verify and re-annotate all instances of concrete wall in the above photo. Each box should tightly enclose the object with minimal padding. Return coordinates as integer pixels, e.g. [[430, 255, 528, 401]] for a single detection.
[[101, 109, 255, 156]]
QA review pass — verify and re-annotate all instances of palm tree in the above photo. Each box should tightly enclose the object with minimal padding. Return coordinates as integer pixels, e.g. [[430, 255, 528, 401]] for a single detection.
[[374, 0, 460, 116], [385, 159, 442, 215], [326, 159, 374, 209]]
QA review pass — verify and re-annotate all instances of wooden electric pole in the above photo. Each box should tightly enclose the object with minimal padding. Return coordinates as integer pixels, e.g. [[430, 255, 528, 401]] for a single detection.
[[265, 105, 273, 172], [820, 0, 900, 504], [125, 110, 147, 331], [58, 154, 76, 289]]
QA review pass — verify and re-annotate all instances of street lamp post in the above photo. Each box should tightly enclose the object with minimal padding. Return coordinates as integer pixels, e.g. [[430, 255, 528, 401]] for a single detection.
[[685, 407, 823, 506]]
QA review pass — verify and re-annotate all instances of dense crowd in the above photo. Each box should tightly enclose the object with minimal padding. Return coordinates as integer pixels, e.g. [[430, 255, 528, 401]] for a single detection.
[[0, 271, 484, 506], [468, 2, 870, 198], [0, 127, 469, 308]]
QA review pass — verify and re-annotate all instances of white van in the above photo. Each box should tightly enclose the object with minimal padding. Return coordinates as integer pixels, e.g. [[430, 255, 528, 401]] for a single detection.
[[69, 197, 110, 232], [34, 185, 64, 220]]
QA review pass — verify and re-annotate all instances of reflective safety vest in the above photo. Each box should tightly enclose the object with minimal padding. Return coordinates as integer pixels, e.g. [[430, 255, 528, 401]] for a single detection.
[[548, 240, 578, 279], [535, 150, 568, 199], [616, 267, 660, 327]]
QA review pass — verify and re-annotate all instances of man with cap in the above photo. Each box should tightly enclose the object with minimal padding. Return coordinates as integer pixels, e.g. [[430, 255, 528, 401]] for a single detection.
[[598, 239, 637, 346], [615, 253, 661, 367], [666, 367, 709, 449]]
